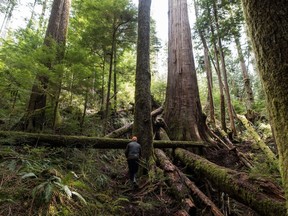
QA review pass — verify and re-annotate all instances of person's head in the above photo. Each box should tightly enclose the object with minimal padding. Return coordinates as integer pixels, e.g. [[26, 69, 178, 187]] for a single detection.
[[132, 136, 137, 141]]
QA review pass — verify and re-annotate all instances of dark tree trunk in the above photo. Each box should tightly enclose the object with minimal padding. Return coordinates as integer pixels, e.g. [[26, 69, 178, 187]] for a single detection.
[[133, 0, 153, 165], [164, 0, 211, 142], [240, 0, 288, 210]]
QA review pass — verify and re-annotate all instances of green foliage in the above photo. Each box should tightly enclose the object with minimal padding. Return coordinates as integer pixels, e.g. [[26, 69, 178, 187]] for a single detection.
[[151, 77, 166, 105]]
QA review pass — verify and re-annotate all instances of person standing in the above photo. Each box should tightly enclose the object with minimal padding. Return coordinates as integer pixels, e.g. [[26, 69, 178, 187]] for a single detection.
[[125, 136, 141, 186]]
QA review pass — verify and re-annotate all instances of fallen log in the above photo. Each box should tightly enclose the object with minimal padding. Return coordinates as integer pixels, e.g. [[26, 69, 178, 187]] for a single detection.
[[174, 148, 286, 216], [155, 149, 223, 216], [237, 114, 278, 169], [0, 131, 207, 149], [105, 107, 164, 138], [155, 148, 196, 215]]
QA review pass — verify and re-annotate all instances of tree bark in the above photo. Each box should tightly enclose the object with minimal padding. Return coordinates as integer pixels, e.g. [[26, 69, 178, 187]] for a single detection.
[[165, 0, 211, 142], [133, 0, 153, 165], [175, 148, 286, 216], [240, 1, 288, 212]]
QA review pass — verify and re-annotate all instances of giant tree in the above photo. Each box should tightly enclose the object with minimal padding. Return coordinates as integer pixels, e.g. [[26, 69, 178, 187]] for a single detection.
[[25, 0, 70, 131], [164, 0, 211, 141], [133, 0, 153, 165], [240, 0, 288, 211]]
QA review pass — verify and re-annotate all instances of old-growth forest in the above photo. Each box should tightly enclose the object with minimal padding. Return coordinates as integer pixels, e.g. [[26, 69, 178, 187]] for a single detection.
[[0, 0, 288, 215]]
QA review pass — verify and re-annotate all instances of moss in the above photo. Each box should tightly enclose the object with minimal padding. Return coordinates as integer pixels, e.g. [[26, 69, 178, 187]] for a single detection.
[[175, 148, 286, 215]]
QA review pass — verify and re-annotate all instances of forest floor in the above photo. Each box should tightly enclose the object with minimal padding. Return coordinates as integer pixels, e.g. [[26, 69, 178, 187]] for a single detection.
[[0, 134, 282, 216]]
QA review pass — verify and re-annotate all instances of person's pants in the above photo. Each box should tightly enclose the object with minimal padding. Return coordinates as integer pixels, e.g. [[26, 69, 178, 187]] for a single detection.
[[127, 159, 139, 182]]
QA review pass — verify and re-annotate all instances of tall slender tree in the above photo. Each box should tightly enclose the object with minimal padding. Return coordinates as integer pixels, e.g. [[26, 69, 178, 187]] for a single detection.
[[0, 0, 16, 38], [133, 0, 153, 165], [240, 0, 288, 212], [164, 0, 212, 142], [206, 1, 227, 132], [194, 0, 215, 127], [212, 0, 237, 135]]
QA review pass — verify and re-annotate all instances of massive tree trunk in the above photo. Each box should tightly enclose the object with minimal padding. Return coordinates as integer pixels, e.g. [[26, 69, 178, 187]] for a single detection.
[[164, 0, 211, 142], [240, 0, 288, 211], [25, 0, 70, 131], [133, 0, 153, 165]]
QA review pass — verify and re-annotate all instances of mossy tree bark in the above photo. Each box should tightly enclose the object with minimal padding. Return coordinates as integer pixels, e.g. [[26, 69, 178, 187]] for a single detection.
[[133, 0, 154, 166], [240, 0, 288, 212], [164, 0, 211, 142], [0, 131, 206, 149]]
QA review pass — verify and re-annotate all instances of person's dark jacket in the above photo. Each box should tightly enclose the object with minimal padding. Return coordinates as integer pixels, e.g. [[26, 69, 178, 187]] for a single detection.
[[125, 141, 141, 160]]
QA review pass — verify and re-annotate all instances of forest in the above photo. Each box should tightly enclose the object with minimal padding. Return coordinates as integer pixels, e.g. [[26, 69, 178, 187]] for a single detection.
[[0, 0, 288, 215]]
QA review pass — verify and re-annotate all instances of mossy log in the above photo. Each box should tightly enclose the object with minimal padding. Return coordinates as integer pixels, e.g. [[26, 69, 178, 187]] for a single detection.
[[175, 148, 286, 216], [155, 148, 196, 215], [0, 131, 207, 149], [237, 114, 278, 169], [155, 149, 223, 216]]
